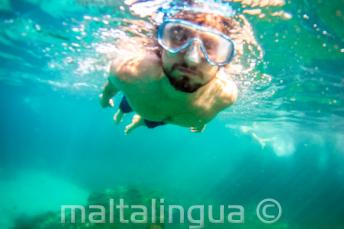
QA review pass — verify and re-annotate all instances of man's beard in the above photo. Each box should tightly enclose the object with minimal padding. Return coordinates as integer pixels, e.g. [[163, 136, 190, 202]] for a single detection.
[[170, 63, 203, 80], [163, 64, 204, 93]]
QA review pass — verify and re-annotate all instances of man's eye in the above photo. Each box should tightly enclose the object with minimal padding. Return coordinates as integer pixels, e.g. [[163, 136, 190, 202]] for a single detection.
[[171, 28, 189, 42], [203, 40, 215, 50]]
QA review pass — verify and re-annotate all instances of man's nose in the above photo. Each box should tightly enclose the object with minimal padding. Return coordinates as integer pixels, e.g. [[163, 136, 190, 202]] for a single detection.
[[184, 41, 202, 66]]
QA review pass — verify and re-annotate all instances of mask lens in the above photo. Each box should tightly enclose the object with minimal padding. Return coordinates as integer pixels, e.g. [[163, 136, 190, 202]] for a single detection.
[[200, 33, 234, 64], [162, 22, 195, 50]]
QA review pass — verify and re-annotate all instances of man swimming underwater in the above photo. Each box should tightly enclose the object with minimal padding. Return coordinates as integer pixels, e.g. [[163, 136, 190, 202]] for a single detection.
[[100, 5, 241, 134]]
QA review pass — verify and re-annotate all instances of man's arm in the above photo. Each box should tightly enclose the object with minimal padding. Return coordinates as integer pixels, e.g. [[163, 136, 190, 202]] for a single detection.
[[99, 80, 118, 108], [213, 68, 238, 109], [109, 52, 162, 83], [220, 79, 238, 107], [100, 37, 160, 108], [110, 36, 162, 82], [211, 76, 238, 112]]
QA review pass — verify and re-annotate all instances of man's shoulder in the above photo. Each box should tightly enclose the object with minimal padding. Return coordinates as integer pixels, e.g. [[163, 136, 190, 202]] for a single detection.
[[109, 51, 163, 82], [212, 75, 238, 107]]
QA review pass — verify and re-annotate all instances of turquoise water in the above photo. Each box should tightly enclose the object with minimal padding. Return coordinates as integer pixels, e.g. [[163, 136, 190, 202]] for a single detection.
[[0, 0, 344, 228]]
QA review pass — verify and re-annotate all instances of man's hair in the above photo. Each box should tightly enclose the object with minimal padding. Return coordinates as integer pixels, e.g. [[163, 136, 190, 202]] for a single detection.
[[171, 11, 238, 37]]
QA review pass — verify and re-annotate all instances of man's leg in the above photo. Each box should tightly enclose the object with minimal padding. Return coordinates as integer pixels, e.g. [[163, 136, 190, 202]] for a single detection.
[[114, 96, 133, 123], [113, 110, 123, 124], [124, 114, 144, 135], [124, 118, 166, 134]]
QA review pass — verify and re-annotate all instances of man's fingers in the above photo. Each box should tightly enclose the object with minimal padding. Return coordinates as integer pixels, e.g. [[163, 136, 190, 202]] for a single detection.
[[109, 99, 114, 107], [190, 125, 205, 133]]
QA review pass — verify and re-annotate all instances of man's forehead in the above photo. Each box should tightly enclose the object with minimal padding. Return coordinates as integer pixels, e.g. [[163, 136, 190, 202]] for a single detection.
[[161, 3, 235, 19], [172, 11, 220, 21], [165, 16, 226, 37], [171, 11, 227, 30]]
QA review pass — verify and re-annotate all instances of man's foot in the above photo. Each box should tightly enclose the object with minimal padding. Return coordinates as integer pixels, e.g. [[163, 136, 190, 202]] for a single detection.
[[124, 114, 144, 135], [113, 109, 124, 124]]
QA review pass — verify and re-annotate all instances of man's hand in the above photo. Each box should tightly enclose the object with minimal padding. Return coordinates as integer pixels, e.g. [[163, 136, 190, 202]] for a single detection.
[[190, 125, 206, 133], [99, 80, 118, 108], [99, 93, 114, 108]]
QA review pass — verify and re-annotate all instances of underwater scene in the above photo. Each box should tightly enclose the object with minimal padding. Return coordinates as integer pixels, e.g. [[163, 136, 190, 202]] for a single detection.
[[0, 0, 344, 228]]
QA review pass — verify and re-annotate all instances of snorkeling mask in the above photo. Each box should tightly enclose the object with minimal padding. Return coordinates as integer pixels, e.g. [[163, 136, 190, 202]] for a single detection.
[[157, 18, 235, 66]]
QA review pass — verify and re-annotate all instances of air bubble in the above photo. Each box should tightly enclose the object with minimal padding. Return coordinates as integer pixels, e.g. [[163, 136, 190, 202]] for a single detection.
[[72, 27, 80, 32], [35, 24, 41, 31]]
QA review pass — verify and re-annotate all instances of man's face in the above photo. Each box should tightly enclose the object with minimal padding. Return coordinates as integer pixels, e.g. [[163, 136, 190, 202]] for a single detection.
[[161, 38, 220, 89]]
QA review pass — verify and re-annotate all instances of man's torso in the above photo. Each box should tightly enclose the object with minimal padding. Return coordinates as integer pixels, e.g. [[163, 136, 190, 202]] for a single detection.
[[109, 48, 234, 128]]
